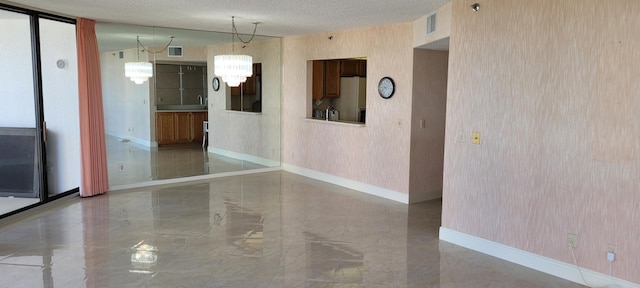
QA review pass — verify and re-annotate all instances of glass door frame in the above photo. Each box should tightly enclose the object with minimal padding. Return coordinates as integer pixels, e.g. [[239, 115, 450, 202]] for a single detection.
[[0, 3, 79, 219]]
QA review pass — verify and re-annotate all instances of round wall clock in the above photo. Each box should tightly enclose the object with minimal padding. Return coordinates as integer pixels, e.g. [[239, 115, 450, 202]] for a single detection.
[[212, 77, 220, 91], [378, 76, 395, 99]]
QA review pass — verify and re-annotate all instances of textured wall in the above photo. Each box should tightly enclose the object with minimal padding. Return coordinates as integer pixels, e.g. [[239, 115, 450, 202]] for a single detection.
[[101, 47, 152, 146], [409, 49, 448, 202], [282, 23, 414, 194], [207, 38, 282, 162], [442, 0, 640, 283]]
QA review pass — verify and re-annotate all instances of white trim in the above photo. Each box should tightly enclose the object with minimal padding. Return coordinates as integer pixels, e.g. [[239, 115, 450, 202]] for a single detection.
[[439, 227, 640, 288], [303, 117, 366, 127], [209, 147, 280, 167], [108, 167, 281, 191], [105, 132, 152, 149], [282, 163, 409, 204]]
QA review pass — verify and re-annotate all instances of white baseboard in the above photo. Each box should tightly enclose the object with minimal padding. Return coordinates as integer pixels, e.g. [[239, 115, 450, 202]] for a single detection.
[[208, 147, 280, 167], [106, 132, 153, 149], [108, 167, 281, 191], [282, 163, 409, 204], [439, 227, 640, 288]]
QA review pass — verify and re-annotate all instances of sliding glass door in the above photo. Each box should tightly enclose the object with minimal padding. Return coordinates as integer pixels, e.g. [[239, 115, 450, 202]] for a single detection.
[[39, 18, 81, 197], [0, 5, 79, 217], [0, 8, 41, 215]]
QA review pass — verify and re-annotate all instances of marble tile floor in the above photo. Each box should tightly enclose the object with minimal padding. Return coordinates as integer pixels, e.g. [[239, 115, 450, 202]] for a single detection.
[[0, 197, 39, 216], [106, 137, 268, 187], [0, 171, 586, 288]]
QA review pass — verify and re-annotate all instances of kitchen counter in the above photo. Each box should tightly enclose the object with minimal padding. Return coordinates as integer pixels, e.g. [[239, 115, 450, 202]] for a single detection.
[[157, 109, 208, 112], [157, 105, 208, 111], [306, 117, 365, 127]]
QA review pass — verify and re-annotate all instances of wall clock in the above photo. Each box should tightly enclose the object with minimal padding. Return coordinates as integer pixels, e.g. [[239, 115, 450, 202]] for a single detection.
[[212, 77, 220, 91], [378, 76, 395, 99]]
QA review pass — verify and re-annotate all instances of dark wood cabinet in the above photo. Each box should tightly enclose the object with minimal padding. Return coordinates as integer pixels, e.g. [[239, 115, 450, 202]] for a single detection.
[[156, 112, 208, 145], [312, 61, 325, 100], [312, 60, 341, 100], [340, 60, 367, 77], [324, 60, 341, 98], [230, 63, 261, 96]]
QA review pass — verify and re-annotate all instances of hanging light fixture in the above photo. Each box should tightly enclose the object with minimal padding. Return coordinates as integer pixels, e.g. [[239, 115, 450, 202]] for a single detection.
[[214, 16, 259, 87], [125, 36, 174, 84], [125, 36, 152, 84]]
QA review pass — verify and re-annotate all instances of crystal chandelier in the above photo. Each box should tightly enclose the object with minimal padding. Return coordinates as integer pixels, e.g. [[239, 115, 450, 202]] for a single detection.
[[214, 16, 259, 87], [125, 36, 174, 84]]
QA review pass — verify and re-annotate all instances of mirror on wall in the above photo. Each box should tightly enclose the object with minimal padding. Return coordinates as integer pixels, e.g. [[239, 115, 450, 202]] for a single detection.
[[96, 23, 282, 187]]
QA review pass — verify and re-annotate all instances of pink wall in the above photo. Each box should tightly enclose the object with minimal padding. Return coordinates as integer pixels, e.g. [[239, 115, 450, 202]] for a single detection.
[[410, 49, 448, 202], [442, 0, 640, 283], [282, 24, 415, 194]]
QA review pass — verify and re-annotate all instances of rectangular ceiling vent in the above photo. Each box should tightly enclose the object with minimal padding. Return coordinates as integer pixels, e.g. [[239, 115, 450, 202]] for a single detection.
[[168, 46, 183, 57], [426, 12, 437, 35]]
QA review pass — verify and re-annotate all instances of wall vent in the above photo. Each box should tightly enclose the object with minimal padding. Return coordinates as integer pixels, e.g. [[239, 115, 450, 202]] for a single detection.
[[118, 51, 124, 59], [426, 12, 437, 35], [168, 46, 183, 57]]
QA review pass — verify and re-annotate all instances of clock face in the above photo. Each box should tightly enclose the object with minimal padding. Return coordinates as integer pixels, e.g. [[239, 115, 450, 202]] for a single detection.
[[378, 77, 395, 99], [212, 77, 220, 91]]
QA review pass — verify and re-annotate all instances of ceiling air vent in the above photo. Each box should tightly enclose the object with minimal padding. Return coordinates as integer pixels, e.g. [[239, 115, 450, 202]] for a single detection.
[[426, 12, 437, 35], [168, 46, 183, 57]]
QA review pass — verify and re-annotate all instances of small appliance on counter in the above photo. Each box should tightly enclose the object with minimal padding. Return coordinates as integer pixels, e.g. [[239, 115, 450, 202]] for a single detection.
[[326, 105, 340, 121], [313, 108, 325, 119]]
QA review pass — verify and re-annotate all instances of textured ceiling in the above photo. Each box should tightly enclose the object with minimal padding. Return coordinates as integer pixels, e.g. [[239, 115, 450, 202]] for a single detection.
[[2, 0, 449, 36], [2, 0, 450, 51]]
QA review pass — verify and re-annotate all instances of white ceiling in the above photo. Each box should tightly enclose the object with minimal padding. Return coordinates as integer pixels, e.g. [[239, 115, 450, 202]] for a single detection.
[[2, 0, 450, 51]]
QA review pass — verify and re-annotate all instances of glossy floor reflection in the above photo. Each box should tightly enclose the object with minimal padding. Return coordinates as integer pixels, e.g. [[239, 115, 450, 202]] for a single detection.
[[0, 171, 585, 288], [106, 136, 267, 186]]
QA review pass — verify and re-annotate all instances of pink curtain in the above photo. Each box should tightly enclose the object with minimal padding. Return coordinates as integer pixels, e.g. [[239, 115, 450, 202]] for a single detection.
[[76, 18, 109, 197]]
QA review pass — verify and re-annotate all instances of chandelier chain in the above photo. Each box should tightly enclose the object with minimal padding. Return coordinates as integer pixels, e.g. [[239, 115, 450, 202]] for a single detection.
[[231, 16, 258, 45], [136, 36, 175, 54]]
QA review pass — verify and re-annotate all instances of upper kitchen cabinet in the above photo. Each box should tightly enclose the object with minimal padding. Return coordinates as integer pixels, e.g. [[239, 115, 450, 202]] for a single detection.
[[340, 60, 367, 77], [312, 60, 341, 100], [230, 63, 262, 96], [156, 63, 207, 106], [228, 63, 263, 112]]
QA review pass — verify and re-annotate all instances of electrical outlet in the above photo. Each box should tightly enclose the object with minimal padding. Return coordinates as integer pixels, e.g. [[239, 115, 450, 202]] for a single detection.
[[567, 233, 577, 248]]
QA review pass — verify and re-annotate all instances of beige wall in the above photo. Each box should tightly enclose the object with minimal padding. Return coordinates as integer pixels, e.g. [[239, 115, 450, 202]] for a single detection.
[[282, 23, 415, 194], [413, 2, 451, 48], [101, 47, 153, 147], [443, 0, 640, 283], [207, 38, 282, 164], [410, 49, 448, 202]]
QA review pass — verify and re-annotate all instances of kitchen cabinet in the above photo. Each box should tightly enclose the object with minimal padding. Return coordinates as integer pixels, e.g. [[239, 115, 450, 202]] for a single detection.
[[191, 112, 207, 141], [324, 60, 341, 98], [155, 63, 206, 105], [156, 112, 208, 145], [340, 60, 367, 77], [312, 60, 341, 100], [312, 61, 325, 100], [174, 112, 192, 143], [230, 63, 261, 96]]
